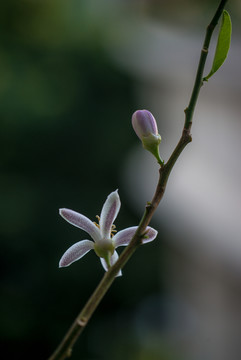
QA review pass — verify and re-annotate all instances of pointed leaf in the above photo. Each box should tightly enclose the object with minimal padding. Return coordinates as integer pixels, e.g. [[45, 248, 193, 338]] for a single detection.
[[204, 10, 232, 81]]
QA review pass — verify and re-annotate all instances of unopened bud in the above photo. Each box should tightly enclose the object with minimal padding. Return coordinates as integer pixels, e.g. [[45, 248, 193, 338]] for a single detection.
[[132, 109, 163, 164]]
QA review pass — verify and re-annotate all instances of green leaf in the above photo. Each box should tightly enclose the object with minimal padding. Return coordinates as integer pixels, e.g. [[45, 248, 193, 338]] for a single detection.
[[203, 10, 232, 81]]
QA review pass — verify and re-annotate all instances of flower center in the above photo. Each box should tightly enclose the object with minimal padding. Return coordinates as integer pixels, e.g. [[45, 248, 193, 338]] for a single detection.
[[93, 215, 117, 238]]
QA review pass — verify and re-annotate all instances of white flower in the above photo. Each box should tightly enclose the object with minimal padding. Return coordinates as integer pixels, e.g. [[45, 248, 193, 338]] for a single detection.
[[59, 190, 157, 276]]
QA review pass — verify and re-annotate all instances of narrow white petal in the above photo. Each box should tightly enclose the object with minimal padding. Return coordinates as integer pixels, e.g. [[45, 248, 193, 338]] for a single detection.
[[100, 250, 122, 277], [100, 257, 108, 272], [113, 226, 158, 247], [59, 208, 100, 242], [142, 227, 158, 243], [99, 190, 120, 239], [59, 240, 94, 267], [113, 226, 138, 248]]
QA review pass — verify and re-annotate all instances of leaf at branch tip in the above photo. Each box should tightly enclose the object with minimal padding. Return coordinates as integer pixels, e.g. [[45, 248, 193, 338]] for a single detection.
[[203, 10, 232, 82]]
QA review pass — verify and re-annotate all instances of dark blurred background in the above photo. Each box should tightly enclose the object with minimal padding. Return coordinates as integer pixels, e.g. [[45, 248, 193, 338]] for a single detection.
[[1, 1, 241, 360]]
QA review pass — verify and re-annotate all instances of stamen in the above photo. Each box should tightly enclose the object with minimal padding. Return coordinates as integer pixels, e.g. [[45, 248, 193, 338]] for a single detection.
[[93, 215, 100, 228], [110, 223, 117, 238], [93, 215, 117, 236]]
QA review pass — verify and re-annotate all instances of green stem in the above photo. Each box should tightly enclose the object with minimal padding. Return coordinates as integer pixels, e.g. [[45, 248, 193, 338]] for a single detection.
[[184, 0, 228, 130], [48, 1, 228, 359]]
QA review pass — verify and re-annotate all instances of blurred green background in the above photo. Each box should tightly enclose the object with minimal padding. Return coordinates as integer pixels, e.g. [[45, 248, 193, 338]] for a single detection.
[[1, 1, 240, 360]]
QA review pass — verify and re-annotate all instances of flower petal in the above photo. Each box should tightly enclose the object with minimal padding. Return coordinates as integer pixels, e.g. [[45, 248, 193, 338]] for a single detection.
[[142, 227, 158, 243], [113, 226, 158, 247], [113, 226, 138, 248], [132, 109, 158, 139], [100, 250, 122, 277], [59, 240, 94, 267], [59, 208, 100, 242], [99, 190, 121, 238]]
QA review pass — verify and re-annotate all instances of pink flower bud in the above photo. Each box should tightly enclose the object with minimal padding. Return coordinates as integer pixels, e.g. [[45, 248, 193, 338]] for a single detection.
[[132, 110, 158, 139], [131, 109, 163, 165]]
